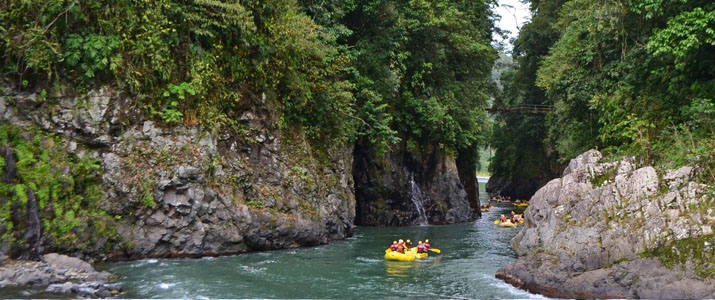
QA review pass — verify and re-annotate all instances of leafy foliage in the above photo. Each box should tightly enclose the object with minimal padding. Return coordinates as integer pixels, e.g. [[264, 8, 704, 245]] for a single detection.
[[343, 0, 496, 158], [489, 0, 566, 185], [0, 125, 119, 251], [493, 0, 715, 187]]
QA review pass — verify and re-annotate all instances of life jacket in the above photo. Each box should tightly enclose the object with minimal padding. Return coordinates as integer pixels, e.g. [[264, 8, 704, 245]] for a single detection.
[[416, 244, 426, 253], [397, 243, 404, 252], [390, 244, 397, 251], [423, 243, 430, 250]]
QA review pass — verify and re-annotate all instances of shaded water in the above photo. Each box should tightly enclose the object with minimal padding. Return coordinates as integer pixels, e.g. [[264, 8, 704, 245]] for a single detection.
[[96, 180, 541, 299]]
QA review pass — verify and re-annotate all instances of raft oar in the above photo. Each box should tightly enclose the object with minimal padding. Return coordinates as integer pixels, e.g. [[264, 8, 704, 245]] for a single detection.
[[428, 248, 441, 254], [493, 220, 500, 224]]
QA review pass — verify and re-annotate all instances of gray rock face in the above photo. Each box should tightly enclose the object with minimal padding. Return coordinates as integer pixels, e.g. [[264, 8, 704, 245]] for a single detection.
[[497, 150, 715, 299], [353, 144, 473, 226], [1, 86, 356, 259]]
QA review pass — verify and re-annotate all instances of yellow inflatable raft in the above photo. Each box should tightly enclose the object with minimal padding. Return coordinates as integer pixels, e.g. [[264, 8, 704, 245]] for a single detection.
[[384, 249, 416, 262], [409, 247, 428, 259], [384, 247, 428, 261], [494, 220, 518, 228], [513, 203, 529, 207]]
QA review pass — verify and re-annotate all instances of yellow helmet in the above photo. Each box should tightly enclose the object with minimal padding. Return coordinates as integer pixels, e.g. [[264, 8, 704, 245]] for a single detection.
[[418, 241, 423, 244], [425, 239, 429, 243], [393, 241, 397, 244], [406, 239, 411, 243], [501, 214, 505, 217], [399, 239, 404, 243]]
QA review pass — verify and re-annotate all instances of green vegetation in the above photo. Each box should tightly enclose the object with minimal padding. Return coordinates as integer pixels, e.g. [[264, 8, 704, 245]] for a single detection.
[[489, 1, 565, 188], [0, 125, 119, 251], [1, 0, 357, 143], [492, 0, 715, 191], [321, 0, 496, 163], [645, 234, 714, 279], [1, 0, 495, 163]]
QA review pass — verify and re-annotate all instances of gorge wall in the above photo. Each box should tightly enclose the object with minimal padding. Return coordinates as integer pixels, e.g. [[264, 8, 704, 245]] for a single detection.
[[496, 150, 714, 299], [0, 83, 477, 261], [353, 143, 475, 226], [0, 85, 355, 260]]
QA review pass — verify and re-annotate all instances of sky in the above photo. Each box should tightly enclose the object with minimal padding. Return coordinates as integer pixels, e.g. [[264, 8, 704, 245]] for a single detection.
[[493, 0, 531, 52]]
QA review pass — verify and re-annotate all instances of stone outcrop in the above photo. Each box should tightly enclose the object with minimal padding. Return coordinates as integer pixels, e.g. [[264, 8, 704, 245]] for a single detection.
[[496, 150, 715, 299], [0, 86, 355, 260], [0, 254, 119, 298], [353, 143, 473, 226]]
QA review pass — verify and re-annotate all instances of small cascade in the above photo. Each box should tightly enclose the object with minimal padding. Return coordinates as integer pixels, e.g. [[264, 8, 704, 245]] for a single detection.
[[407, 173, 428, 226]]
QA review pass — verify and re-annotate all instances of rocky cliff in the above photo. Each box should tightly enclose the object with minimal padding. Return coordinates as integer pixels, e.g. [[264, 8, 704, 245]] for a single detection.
[[353, 143, 474, 226], [496, 150, 714, 298], [0, 85, 355, 260]]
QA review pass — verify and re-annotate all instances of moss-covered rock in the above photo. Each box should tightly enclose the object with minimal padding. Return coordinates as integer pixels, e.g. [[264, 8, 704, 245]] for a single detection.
[[1, 85, 355, 260]]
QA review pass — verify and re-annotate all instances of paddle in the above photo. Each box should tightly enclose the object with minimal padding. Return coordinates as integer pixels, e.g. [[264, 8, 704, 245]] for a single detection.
[[493, 220, 500, 224], [428, 248, 441, 254]]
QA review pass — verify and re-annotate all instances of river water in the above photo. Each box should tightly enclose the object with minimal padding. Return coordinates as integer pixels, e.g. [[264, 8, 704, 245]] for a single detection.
[[97, 181, 543, 299]]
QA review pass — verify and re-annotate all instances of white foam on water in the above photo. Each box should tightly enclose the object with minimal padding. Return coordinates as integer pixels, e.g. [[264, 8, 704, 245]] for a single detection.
[[255, 259, 276, 265], [158, 282, 175, 289], [482, 274, 549, 299], [239, 265, 267, 273], [356, 257, 381, 263]]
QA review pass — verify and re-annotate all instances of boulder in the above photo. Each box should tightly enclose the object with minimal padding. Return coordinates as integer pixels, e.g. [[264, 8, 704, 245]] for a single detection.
[[497, 150, 715, 299], [42, 253, 95, 273]]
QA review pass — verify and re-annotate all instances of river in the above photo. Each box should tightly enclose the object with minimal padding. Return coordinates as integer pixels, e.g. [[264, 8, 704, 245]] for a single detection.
[[96, 180, 544, 299]]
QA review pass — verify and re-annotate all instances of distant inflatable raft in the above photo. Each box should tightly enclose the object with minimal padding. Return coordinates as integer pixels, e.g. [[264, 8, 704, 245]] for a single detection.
[[513, 203, 529, 207], [494, 220, 518, 228]]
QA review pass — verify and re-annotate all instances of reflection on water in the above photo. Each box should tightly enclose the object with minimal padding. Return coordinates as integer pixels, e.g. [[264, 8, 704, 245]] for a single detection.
[[384, 257, 443, 278], [385, 260, 414, 277]]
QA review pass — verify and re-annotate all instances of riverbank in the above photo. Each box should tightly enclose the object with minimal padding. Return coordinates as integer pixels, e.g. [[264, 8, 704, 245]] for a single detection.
[[0, 254, 119, 298]]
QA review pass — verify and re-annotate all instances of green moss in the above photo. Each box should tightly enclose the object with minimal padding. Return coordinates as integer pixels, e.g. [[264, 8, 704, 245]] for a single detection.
[[140, 179, 156, 209], [590, 166, 617, 187], [644, 234, 714, 279], [0, 124, 120, 253]]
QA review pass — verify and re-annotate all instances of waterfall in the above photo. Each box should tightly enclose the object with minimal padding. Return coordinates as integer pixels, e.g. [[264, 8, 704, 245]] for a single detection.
[[407, 173, 428, 226]]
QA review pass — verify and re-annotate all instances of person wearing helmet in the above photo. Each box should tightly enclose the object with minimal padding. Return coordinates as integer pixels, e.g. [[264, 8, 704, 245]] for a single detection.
[[500, 214, 507, 223], [390, 241, 398, 252], [397, 239, 405, 253], [405, 239, 413, 249], [423, 239, 431, 251], [416, 241, 426, 253]]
